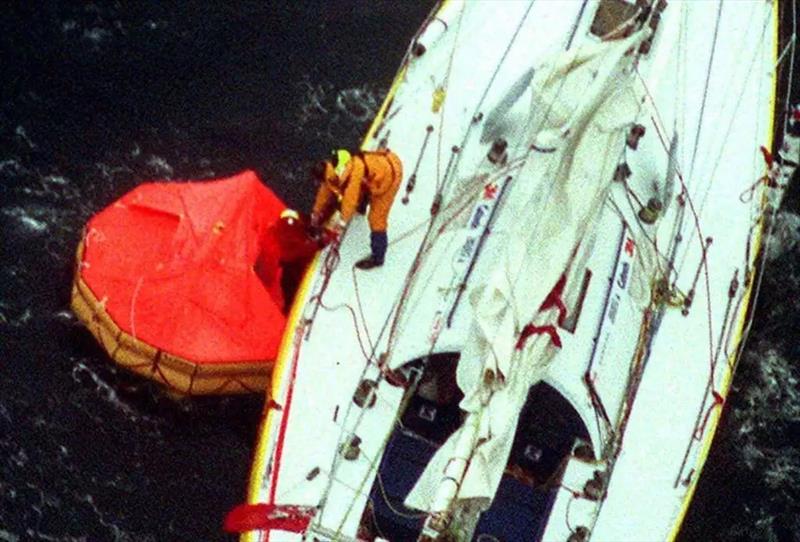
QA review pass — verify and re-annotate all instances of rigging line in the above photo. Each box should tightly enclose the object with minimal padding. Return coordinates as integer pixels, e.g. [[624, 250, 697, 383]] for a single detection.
[[676, 2, 688, 161], [781, 0, 797, 136], [375, 471, 427, 520], [314, 146, 476, 506], [316, 298, 372, 361], [274, 463, 373, 504], [506, 23, 658, 297], [314, 294, 404, 516], [636, 71, 713, 283], [606, 197, 660, 278], [614, 186, 674, 281], [730, 197, 780, 372], [675, 183, 776, 487], [443, 1, 643, 341], [700, 5, 770, 184], [332, 374, 425, 537], [383, 160, 523, 359], [318, 8, 640, 532], [565, 0, 589, 51], [369, 501, 389, 541], [710, 273, 737, 370], [675, 267, 735, 485], [304, 237, 344, 335], [774, 33, 796, 71], [436, 0, 536, 200], [316, 182, 463, 513], [477, 36, 611, 342], [386, 138, 515, 252], [724, 284, 746, 362], [351, 269, 376, 356], [325, 169, 511, 497], [434, 1, 466, 195], [675, 9, 773, 276], [687, 0, 724, 181]]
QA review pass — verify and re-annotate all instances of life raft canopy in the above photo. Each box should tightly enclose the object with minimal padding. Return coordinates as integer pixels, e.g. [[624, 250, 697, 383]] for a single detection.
[[71, 170, 291, 395]]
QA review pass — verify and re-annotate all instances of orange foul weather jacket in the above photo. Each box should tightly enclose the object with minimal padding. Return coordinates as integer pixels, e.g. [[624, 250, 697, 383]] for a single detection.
[[311, 150, 403, 232]]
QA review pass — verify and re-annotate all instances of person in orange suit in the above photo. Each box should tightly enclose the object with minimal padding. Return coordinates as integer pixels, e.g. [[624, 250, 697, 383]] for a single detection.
[[309, 148, 403, 270]]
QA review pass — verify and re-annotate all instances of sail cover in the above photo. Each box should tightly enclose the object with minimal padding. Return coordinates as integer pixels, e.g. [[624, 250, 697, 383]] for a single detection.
[[406, 30, 647, 511], [75, 170, 288, 383]]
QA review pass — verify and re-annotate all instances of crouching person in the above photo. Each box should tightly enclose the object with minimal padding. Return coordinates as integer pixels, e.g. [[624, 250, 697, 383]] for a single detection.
[[309, 148, 403, 270]]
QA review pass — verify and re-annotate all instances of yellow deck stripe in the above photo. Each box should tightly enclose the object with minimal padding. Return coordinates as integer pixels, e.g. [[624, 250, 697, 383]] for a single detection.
[[239, 5, 444, 539], [666, 2, 779, 539]]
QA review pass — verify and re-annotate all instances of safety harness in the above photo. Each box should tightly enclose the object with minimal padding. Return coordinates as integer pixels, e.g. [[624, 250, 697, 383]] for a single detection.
[[334, 149, 398, 196]]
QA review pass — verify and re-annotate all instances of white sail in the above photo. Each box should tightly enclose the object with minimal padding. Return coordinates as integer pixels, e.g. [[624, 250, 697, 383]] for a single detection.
[[405, 29, 648, 512]]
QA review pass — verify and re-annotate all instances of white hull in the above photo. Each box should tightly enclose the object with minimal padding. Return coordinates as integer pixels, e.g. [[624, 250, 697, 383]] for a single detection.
[[242, 1, 791, 541]]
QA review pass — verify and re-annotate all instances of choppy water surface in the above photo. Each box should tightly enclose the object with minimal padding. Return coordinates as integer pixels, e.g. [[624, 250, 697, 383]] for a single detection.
[[0, 2, 798, 541]]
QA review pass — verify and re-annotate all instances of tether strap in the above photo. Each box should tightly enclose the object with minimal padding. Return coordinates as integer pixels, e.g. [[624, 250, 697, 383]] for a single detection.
[[358, 150, 397, 187]]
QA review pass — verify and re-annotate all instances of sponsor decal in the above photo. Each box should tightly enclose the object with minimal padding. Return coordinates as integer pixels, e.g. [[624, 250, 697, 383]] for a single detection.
[[483, 182, 499, 200], [608, 294, 620, 324], [624, 237, 635, 257], [457, 236, 478, 263], [469, 203, 490, 229], [616, 261, 630, 289]]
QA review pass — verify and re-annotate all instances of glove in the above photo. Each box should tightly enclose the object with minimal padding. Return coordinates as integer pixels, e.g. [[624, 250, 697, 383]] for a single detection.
[[307, 223, 322, 242], [320, 227, 340, 246], [324, 217, 347, 245]]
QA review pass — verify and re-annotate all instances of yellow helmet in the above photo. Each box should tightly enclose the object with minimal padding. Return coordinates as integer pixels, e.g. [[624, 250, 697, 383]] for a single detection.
[[330, 149, 352, 177], [280, 208, 300, 225]]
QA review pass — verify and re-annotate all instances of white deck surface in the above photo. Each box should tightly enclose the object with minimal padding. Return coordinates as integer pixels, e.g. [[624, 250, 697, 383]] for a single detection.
[[244, 1, 779, 541]]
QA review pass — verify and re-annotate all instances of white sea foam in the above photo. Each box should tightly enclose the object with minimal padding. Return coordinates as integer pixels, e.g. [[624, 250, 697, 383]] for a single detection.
[[335, 86, 380, 123], [296, 79, 330, 126], [14, 126, 36, 149], [80, 493, 149, 542], [82, 27, 111, 46], [765, 211, 800, 262], [145, 155, 174, 177], [43, 175, 69, 186], [9, 449, 28, 468], [1, 207, 48, 233], [145, 20, 167, 31], [295, 77, 382, 139], [71, 361, 141, 422], [24, 530, 88, 542], [0, 159, 25, 175], [728, 346, 800, 538]]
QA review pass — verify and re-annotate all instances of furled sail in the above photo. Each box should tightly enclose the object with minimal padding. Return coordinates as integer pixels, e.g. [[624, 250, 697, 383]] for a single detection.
[[406, 29, 648, 513]]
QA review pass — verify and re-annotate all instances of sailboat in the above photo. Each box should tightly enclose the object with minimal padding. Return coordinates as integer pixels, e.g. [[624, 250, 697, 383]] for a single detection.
[[230, 1, 798, 540]]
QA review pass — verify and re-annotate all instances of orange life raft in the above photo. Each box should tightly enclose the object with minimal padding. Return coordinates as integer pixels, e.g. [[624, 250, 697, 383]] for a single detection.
[[71, 170, 290, 395]]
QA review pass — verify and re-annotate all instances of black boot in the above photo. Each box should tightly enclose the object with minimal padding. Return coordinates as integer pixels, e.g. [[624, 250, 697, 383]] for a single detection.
[[355, 231, 387, 270], [355, 256, 383, 270]]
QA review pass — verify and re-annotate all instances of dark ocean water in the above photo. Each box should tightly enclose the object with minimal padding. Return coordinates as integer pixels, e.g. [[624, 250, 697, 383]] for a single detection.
[[0, 2, 798, 541]]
